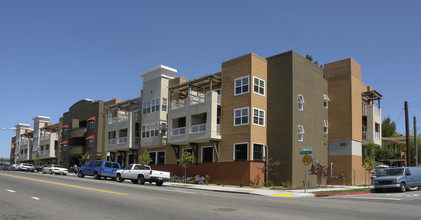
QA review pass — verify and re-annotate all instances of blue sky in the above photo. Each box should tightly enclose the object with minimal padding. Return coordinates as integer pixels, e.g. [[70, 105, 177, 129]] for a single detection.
[[1, 1, 420, 158]]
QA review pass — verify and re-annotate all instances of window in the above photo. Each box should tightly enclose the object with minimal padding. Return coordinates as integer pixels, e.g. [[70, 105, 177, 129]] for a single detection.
[[63, 128, 68, 135], [234, 107, 249, 126], [105, 162, 112, 168], [201, 147, 213, 163], [124, 164, 133, 170], [234, 143, 248, 161], [162, 98, 168, 111], [142, 125, 150, 138], [298, 125, 304, 142], [113, 163, 119, 168], [234, 76, 249, 96], [89, 121, 95, 129], [157, 151, 165, 165], [143, 101, 151, 114], [253, 76, 265, 96], [323, 94, 330, 108], [148, 152, 156, 165], [150, 122, 159, 137], [94, 161, 102, 166], [253, 108, 265, 126], [151, 98, 160, 112], [298, 94, 304, 111], [88, 139, 95, 147], [324, 120, 329, 134], [59, 145, 62, 152], [182, 148, 193, 163], [253, 143, 264, 161], [63, 144, 67, 151]]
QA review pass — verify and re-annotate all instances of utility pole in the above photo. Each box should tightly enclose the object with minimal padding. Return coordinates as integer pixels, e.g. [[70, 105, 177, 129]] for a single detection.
[[405, 101, 411, 166], [414, 116, 418, 167]]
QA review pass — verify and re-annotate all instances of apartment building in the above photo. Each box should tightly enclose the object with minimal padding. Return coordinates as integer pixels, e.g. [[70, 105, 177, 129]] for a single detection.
[[325, 58, 382, 185], [10, 136, 16, 164], [266, 51, 328, 186], [32, 116, 59, 165], [106, 97, 141, 166], [14, 123, 32, 163], [59, 98, 114, 167]]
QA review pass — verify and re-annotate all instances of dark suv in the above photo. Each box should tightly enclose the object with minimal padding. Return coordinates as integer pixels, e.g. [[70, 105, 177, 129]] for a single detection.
[[78, 160, 121, 180]]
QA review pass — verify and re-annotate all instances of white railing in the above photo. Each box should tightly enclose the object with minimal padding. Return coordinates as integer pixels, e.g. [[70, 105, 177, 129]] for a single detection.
[[362, 131, 367, 140], [190, 92, 206, 105], [190, 124, 206, 134], [217, 124, 220, 135], [375, 132, 380, 140], [171, 127, 186, 136], [171, 100, 186, 110], [217, 95, 221, 105], [108, 118, 118, 125], [362, 106, 367, 116], [108, 139, 116, 145], [118, 137, 127, 144]]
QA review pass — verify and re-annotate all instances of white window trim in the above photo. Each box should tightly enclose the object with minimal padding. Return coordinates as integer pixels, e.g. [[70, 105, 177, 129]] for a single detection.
[[88, 139, 95, 147], [298, 94, 304, 111], [233, 142, 249, 161], [252, 142, 265, 161], [253, 76, 265, 96], [323, 94, 330, 108], [149, 150, 165, 165], [324, 120, 329, 134], [234, 107, 249, 126], [252, 107, 265, 127], [234, 76, 250, 96], [201, 146, 214, 163], [298, 125, 304, 142]]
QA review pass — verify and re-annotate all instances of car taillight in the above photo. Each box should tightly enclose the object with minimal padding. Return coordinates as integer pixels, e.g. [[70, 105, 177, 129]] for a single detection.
[[150, 170, 152, 175], [101, 168, 103, 172], [54, 169, 59, 171]]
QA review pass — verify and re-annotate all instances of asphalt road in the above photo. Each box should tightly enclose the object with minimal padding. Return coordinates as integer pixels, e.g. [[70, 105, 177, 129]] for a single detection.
[[1, 171, 421, 220]]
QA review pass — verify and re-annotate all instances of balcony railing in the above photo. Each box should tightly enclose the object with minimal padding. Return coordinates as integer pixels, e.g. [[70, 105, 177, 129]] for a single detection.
[[118, 137, 127, 144], [171, 127, 186, 136], [190, 93, 205, 105], [171, 100, 186, 110], [374, 106, 381, 116], [217, 124, 220, 135], [362, 131, 367, 140], [108, 139, 116, 145], [217, 95, 221, 105], [190, 124, 206, 134]]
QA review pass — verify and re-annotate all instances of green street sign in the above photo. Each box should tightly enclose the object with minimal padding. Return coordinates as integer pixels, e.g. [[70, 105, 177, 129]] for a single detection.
[[300, 147, 313, 154]]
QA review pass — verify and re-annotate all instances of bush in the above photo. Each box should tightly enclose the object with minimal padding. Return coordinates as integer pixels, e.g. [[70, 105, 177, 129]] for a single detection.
[[240, 183, 244, 187], [264, 180, 274, 187], [281, 181, 292, 188], [169, 175, 205, 184]]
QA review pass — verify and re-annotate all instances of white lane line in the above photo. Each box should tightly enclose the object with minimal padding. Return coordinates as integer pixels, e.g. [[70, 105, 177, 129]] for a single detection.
[[7, 189, 16, 193], [31, 197, 40, 200], [346, 196, 401, 201]]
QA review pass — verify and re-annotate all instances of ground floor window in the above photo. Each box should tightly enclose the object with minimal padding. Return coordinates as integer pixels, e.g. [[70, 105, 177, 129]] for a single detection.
[[128, 154, 134, 164], [253, 143, 264, 161], [234, 143, 248, 161], [148, 151, 165, 165], [148, 152, 156, 165], [201, 146, 213, 163]]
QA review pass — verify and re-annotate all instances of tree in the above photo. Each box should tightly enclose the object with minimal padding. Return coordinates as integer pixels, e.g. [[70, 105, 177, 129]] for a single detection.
[[138, 150, 152, 165], [257, 157, 280, 184], [375, 144, 394, 162], [177, 145, 193, 183], [309, 163, 330, 185], [382, 116, 397, 137], [34, 152, 40, 166], [305, 54, 323, 68], [362, 143, 376, 172]]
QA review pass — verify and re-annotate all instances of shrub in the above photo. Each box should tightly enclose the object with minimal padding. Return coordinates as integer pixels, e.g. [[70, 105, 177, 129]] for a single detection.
[[240, 183, 244, 187], [263, 180, 274, 187], [281, 181, 292, 188]]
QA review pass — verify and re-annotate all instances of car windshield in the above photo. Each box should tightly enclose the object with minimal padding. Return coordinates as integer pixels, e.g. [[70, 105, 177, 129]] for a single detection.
[[381, 168, 404, 176]]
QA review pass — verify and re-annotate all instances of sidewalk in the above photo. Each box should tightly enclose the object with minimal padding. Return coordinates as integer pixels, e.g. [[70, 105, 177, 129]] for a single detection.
[[165, 182, 372, 198]]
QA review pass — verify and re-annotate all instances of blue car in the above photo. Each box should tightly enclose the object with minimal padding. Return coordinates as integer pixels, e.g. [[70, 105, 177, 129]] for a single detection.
[[78, 160, 121, 180]]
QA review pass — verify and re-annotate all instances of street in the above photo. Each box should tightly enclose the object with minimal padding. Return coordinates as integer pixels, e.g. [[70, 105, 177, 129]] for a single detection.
[[1, 171, 421, 220]]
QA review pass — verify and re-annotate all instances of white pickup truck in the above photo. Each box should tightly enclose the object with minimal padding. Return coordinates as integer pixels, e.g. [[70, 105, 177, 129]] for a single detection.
[[115, 164, 170, 186]]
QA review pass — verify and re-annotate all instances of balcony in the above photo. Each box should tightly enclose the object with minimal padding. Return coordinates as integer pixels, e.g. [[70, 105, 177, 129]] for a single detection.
[[362, 104, 382, 146], [108, 139, 116, 145], [69, 127, 87, 138], [172, 127, 186, 136], [118, 137, 127, 144]]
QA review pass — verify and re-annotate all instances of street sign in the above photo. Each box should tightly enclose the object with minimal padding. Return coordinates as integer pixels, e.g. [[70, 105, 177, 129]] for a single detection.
[[301, 154, 312, 165], [300, 147, 313, 154]]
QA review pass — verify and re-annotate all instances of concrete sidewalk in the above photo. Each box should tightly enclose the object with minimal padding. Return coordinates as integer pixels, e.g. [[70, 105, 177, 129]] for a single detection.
[[165, 182, 372, 198]]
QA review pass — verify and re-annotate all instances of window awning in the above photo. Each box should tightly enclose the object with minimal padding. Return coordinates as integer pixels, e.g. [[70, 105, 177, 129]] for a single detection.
[[62, 125, 69, 129], [60, 140, 68, 145], [85, 135, 95, 140], [86, 116, 96, 121]]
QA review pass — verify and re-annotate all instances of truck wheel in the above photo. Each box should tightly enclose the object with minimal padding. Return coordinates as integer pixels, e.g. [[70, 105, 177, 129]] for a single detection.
[[131, 179, 138, 184], [116, 174, 123, 182], [94, 172, 100, 179], [400, 183, 407, 192], [156, 181, 163, 186], [138, 175, 145, 185], [78, 171, 85, 178]]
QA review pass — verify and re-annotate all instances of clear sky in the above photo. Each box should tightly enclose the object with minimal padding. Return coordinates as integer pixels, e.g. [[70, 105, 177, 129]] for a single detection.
[[1, 1, 420, 158]]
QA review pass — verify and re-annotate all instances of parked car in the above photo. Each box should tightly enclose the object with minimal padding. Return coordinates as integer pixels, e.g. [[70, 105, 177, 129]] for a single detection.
[[35, 165, 46, 172], [78, 160, 121, 180], [10, 164, 18, 171], [20, 163, 35, 172], [0, 164, 10, 170], [15, 163, 24, 171], [374, 167, 421, 192], [42, 164, 68, 175], [115, 164, 170, 186]]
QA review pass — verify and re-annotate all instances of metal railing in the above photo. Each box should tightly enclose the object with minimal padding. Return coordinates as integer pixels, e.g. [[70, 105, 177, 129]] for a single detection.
[[217, 124, 220, 135], [108, 139, 116, 145], [171, 127, 186, 136], [189, 92, 206, 105], [118, 137, 127, 144], [362, 131, 367, 140], [171, 100, 186, 110], [374, 106, 381, 116], [190, 124, 206, 134], [217, 95, 221, 105]]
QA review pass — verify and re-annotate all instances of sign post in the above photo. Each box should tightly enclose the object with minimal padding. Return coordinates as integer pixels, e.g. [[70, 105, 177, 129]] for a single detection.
[[301, 153, 313, 193]]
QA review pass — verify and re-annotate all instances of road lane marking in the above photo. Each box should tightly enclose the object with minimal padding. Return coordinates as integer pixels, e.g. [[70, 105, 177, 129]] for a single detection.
[[0, 173, 127, 196], [32, 197, 40, 200], [7, 189, 16, 192]]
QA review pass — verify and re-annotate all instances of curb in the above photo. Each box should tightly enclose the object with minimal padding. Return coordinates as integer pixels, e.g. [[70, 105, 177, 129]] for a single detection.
[[315, 191, 372, 197], [212, 190, 251, 194]]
